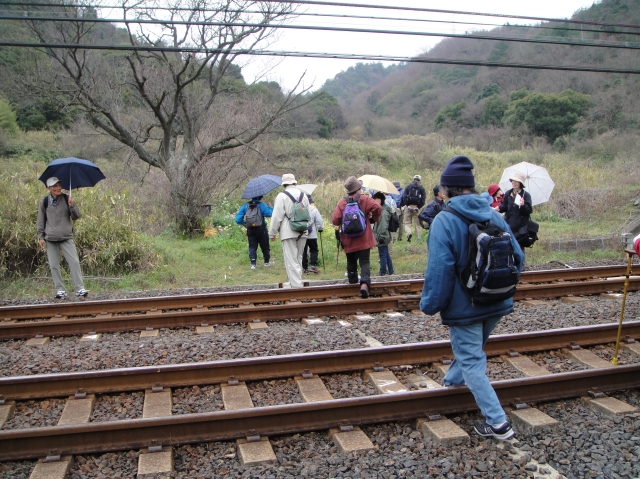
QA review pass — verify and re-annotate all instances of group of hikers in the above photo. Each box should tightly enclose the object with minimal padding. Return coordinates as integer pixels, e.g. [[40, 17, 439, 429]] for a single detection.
[[37, 155, 536, 441]]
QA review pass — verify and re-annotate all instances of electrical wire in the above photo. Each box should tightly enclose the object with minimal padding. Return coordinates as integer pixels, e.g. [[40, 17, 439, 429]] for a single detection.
[[1, 41, 638, 75], [4, 15, 640, 50], [2, 0, 640, 31]]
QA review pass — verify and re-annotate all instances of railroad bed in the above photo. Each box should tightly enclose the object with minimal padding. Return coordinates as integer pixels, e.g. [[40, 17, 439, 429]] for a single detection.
[[0, 265, 639, 478]]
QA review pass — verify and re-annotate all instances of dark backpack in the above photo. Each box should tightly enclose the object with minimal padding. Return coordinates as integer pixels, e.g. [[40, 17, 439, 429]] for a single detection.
[[445, 206, 520, 304], [244, 203, 263, 228], [341, 194, 367, 237], [516, 220, 539, 248], [388, 210, 400, 233], [283, 191, 311, 233], [405, 184, 422, 206]]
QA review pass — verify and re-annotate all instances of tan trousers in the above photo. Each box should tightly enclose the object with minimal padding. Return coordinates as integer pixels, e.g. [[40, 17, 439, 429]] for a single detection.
[[403, 207, 422, 240], [45, 239, 84, 293], [281, 236, 307, 288]]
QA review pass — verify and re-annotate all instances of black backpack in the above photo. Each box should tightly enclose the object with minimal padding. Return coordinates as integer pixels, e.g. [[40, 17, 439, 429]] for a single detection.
[[444, 206, 520, 304], [388, 210, 400, 233], [405, 184, 422, 206], [244, 203, 263, 228]]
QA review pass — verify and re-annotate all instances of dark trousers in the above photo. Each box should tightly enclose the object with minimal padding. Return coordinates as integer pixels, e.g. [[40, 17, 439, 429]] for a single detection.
[[302, 238, 318, 270], [346, 249, 371, 286], [377, 245, 394, 275], [247, 226, 270, 265]]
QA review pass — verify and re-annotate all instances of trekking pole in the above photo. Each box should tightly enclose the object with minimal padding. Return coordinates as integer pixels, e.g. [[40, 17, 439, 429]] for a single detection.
[[612, 248, 636, 365], [319, 230, 326, 272]]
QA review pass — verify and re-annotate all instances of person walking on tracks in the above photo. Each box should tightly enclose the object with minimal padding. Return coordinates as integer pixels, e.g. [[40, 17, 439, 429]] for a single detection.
[[269, 174, 310, 288], [402, 174, 426, 242], [420, 155, 524, 440], [372, 192, 394, 276], [36, 177, 88, 299], [331, 176, 382, 298], [235, 196, 274, 270]]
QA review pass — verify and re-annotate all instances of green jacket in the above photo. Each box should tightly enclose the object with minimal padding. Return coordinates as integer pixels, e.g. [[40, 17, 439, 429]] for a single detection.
[[373, 204, 392, 246]]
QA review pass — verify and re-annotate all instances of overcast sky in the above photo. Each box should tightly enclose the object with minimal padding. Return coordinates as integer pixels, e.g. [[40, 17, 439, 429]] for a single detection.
[[239, 0, 597, 91]]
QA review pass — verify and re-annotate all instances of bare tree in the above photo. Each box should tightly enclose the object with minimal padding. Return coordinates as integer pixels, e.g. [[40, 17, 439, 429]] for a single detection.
[[13, 0, 312, 232]]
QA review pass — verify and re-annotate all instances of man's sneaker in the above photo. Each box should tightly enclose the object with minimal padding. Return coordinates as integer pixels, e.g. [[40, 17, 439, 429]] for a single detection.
[[250, 264, 257, 270], [309, 266, 319, 273], [55, 291, 68, 299], [76, 288, 89, 297], [264, 261, 275, 267], [474, 421, 515, 440], [406, 233, 412, 243], [360, 283, 370, 299]]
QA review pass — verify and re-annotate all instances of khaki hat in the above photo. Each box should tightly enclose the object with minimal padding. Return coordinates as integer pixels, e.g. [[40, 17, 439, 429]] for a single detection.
[[413, 174, 422, 181], [281, 173, 297, 185], [343, 176, 363, 195], [509, 172, 527, 187], [46, 177, 61, 187]]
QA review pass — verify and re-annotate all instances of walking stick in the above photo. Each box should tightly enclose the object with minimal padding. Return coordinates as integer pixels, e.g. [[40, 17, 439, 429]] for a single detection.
[[319, 230, 326, 272], [612, 248, 636, 365]]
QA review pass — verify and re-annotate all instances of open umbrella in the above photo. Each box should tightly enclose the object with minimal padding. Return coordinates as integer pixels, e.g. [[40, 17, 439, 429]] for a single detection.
[[358, 175, 396, 194], [241, 174, 282, 199], [297, 184, 317, 196], [499, 162, 555, 206], [38, 157, 106, 193]]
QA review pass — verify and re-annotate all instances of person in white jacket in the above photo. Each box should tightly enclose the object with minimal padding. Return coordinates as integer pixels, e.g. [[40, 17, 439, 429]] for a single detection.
[[303, 195, 324, 274], [268, 174, 309, 288]]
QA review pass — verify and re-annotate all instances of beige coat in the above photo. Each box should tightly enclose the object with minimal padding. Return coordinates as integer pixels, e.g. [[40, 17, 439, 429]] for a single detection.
[[268, 186, 310, 241]]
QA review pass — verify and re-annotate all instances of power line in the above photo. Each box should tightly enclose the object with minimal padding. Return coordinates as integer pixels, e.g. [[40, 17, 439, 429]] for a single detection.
[[1, 40, 638, 75], [3, 0, 640, 31], [0, 4, 640, 36], [4, 15, 640, 51]]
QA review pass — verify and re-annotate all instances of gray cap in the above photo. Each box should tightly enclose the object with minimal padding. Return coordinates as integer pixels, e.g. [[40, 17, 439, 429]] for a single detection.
[[46, 177, 61, 187]]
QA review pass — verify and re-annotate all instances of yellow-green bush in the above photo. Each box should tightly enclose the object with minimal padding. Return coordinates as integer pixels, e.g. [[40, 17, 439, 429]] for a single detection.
[[0, 166, 158, 277]]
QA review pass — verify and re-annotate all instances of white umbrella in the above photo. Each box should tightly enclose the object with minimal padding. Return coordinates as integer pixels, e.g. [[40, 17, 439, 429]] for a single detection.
[[358, 174, 397, 194], [499, 162, 555, 206], [297, 184, 317, 196]]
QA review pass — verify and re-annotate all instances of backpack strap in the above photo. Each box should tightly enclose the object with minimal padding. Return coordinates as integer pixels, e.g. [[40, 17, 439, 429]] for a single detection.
[[443, 205, 471, 225]]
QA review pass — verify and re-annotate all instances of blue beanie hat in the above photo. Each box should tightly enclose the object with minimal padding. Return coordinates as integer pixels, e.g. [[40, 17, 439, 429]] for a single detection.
[[440, 155, 475, 187]]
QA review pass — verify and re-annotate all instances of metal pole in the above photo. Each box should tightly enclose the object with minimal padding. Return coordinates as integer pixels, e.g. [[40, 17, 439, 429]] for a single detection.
[[319, 231, 325, 272], [612, 249, 635, 365]]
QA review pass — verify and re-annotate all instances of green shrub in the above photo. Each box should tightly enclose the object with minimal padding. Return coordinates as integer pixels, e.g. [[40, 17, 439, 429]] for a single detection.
[[0, 99, 19, 137], [0, 167, 158, 277]]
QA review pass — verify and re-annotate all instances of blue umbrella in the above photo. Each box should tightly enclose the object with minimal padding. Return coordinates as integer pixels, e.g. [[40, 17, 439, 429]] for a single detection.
[[241, 174, 282, 200], [38, 157, 106, 193]]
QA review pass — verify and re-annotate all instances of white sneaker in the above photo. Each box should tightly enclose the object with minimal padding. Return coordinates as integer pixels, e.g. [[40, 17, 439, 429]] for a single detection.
[[55, 291, 68, 299], [250, 265, 257, 270], [264, 261, 275, 267], [75, 289, 88, 297]]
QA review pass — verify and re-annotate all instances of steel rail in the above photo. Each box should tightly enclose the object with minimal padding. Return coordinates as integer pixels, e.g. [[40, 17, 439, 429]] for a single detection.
[[1, 321, 639, 400], [0, 364, 638, 461], [0, 265, 632, 321], [1, 275, 639, 340]]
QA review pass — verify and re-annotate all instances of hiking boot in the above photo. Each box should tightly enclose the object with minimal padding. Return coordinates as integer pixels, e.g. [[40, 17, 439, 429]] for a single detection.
[[264, 261, 275, 267], [55, 291, 68, 299], [360, 283, 369, 299], [406, 233, 412, 243], [309, 266, 319, 274], [303, 269, 309, 274], [75, 289, 89, 297], [250, 264, 257, 270], [474, 421, 515, 441]]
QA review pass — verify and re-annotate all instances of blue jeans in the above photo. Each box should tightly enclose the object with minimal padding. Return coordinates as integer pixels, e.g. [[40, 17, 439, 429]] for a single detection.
[[377, 245, 394, 275], [443, 315, 505, 425]]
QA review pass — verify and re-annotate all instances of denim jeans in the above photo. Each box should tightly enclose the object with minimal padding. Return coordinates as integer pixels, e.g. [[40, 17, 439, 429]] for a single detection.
[[443, 315, 506, 425], [377, 245, 394, 275]]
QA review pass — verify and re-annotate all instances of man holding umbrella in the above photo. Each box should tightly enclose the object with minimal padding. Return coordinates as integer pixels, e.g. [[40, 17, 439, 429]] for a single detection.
[[36, 177, 88, 299]]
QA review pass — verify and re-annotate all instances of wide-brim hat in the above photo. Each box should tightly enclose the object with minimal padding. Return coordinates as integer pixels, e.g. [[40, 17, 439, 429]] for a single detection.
[[46, 177, 61, 187], [509, 172, 527, 187], [413, 174, 422, 181], [344, 176, 363, 195], [281, 173, 297, 185]]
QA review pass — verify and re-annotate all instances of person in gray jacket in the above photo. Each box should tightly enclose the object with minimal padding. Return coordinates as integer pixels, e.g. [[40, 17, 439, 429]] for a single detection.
[[36, 177, 88, 299]]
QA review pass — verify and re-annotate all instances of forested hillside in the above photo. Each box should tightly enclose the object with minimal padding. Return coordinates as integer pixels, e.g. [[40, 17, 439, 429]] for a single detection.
[[320, 0, 640, 148]]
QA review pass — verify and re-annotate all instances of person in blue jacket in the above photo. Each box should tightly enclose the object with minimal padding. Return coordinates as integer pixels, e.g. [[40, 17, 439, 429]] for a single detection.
[[235, 196, 274, 270], [420, 155, 524, 441]]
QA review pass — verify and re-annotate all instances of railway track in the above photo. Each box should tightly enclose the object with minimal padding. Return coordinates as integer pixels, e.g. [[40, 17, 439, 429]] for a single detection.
[[0, 265, 638, 340], [0, 321, 639, 461]]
